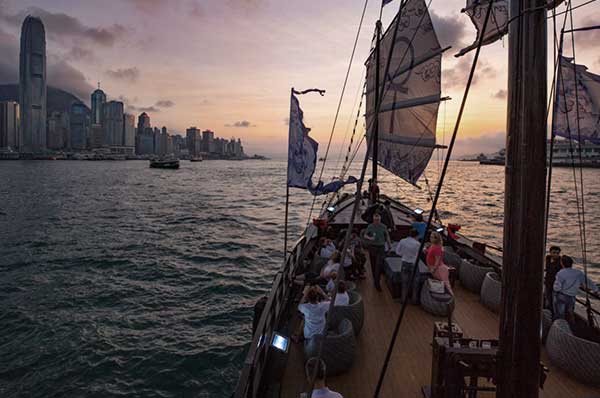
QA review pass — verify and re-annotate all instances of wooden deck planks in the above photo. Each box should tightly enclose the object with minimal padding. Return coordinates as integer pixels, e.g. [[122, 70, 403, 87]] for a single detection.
[[280, 256, 600, 398]]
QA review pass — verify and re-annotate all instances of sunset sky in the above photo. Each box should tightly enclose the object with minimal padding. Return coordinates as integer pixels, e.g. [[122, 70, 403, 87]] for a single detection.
[[0, 0, 599, 157]]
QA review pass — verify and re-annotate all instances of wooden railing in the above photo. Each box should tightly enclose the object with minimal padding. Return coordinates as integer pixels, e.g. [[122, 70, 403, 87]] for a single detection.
[[233, 234, 309, 398]]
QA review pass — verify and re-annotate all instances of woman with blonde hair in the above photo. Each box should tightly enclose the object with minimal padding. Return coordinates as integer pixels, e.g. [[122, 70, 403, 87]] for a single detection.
[[426, 231, 453, 294]]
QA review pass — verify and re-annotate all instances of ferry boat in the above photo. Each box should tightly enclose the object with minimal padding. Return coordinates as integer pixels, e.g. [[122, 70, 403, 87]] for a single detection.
[[480, 141, 600, 167], [235, 1, 600, 397], [149, 158, 180, 169]]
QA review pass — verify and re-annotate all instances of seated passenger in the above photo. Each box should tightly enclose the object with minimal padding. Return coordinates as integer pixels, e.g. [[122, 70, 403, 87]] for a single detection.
[[320, 238, 337, 259], [326, 271, 338, 294], [320, 251, 341, 280], [302, 357, 343, 398], [294, 285, 330, 344], [426, 231, 453, 295], [333, 281, 350, 307]]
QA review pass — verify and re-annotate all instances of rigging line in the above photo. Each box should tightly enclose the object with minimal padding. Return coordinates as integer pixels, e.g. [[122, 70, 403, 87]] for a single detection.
[[567, 3, 591, 309], [336, 75, 365, 173], [305, 0, 370, 229], [544, 0, 572, 248], [373, 0, 496, 396], [305, 107, 375, 398], [339, 78, 367, 178], [325, 76, 367, 210], [556, 24, 588, 305], [552, 0, 597, 18]]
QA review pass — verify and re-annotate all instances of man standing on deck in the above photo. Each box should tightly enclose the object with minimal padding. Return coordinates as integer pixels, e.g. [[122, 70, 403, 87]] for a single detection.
[[544, 246, 562, 314], [363, 213, 392, 292], [553, 255, 598, 322], [395, 228, 422, 303]]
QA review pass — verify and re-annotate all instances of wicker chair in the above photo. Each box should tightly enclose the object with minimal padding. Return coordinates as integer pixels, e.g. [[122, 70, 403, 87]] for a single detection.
[[443, 248, 463, 270], [546, 319, 600, 385], [328, 291, 364, 336], [420, 280, 455, 317], [459, 260, 494, 293], [304, 318, 356, 376], [480, 272, 502, 313], [541, 309, 553, 343]]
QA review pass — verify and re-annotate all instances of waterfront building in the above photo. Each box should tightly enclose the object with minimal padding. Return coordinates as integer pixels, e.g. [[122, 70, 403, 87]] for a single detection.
[[70, 102, 89, 150], [89, 124, 103, 149], [19, 16, 47, 153], [91, 84, 106, 125], [159, 126, 168, 156], [202, 129, 215, 153], [153, 127, 161, 155], [103, 101, 124, 146], [137, 112, 150, 133], [186, 127, 202, 157], [46, 111, 68, 150], [136, 127, 154, 155], [0, 101, 20, 150], [123, 113, 135, 148], [171, 134, 185, 156]]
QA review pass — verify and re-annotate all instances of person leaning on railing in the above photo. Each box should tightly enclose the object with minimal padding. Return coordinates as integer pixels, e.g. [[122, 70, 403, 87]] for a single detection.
[[553, 255, 599, 322]]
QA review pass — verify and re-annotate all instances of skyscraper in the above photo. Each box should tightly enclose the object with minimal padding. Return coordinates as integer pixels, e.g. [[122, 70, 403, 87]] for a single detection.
[[0, 101, 20, 150], [202, 129, 214, 153], [137, 112, 150, 133], [103, 101, 124, 146], [70, 102, 89, 150], [123, 114, 135, 147], [19, 16, 47, 153], [47, 111, 67, 150], [91, 84, 106, 125]]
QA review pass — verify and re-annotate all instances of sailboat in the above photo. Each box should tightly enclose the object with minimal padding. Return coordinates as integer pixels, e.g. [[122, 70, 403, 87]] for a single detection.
[[234, 1, 600, 397]]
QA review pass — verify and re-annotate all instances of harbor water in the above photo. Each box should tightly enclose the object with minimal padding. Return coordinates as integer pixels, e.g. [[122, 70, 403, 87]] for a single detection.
[[0, 159, 598, 397]]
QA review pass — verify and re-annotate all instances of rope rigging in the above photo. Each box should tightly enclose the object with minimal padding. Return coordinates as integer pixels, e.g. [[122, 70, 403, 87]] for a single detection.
[[304, 0, 370, 229], [374, 0, 496, 395], [566, 1, 592, 319]]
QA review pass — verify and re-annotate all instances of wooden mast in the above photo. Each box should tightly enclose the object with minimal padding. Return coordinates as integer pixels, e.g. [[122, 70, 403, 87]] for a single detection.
[[371, 20, 382, 203], [497, 0, 547, 397]]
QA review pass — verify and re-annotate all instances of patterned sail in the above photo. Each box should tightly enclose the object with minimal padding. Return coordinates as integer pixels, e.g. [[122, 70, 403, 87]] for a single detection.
[[553, 56, 600, 144], [365, 0, 443, 186], [456, 0, 509, 57]]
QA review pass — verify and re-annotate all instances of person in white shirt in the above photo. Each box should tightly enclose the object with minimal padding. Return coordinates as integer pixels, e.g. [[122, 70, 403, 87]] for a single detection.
[[302, 357, 344, 398], [319, 238, 337, 259], [553, 255, 599, 321], [333, 281, 350, 307], [320, 251, 341, 280], [297, 285, 330, 342], [395, 229, 422, 303]]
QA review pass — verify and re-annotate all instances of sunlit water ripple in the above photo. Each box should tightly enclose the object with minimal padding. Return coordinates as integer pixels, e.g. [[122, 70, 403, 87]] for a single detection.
[[0, 159, 598, 397]]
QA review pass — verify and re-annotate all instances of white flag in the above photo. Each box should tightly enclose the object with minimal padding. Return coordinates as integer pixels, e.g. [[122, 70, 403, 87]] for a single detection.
[[287, 92, 318, 188]]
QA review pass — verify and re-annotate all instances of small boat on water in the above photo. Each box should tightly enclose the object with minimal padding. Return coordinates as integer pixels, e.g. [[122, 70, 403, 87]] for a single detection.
[[149, 159, 180, 169], [190, 156, 203, 162]]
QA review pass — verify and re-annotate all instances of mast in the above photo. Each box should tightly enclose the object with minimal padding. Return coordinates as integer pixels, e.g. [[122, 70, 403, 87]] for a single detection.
[[371, 20, 382, 202], [497, 0, 547, 397]]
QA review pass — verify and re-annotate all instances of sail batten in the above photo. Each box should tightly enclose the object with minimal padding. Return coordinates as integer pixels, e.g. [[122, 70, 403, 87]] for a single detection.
[[366, 0, 442, 186]]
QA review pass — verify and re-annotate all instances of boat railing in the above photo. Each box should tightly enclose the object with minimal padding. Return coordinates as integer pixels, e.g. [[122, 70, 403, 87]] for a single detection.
[[234, 234, 309, 398]]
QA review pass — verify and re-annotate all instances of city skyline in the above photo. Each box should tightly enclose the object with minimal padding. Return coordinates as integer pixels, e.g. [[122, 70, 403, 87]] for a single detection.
[[0, 1, 599, 156]]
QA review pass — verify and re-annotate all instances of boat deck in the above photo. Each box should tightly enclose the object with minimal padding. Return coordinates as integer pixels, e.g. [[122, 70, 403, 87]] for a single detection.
[[280, 258, 600, 397]]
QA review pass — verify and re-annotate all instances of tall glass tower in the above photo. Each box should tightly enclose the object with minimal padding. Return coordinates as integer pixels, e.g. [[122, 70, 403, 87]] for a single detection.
[[91, 83, 106, 125], [19, 16, 47, 153]]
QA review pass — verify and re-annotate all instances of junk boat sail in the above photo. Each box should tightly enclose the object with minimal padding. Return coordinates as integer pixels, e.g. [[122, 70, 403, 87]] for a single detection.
[[235, 1, 600, 397]]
